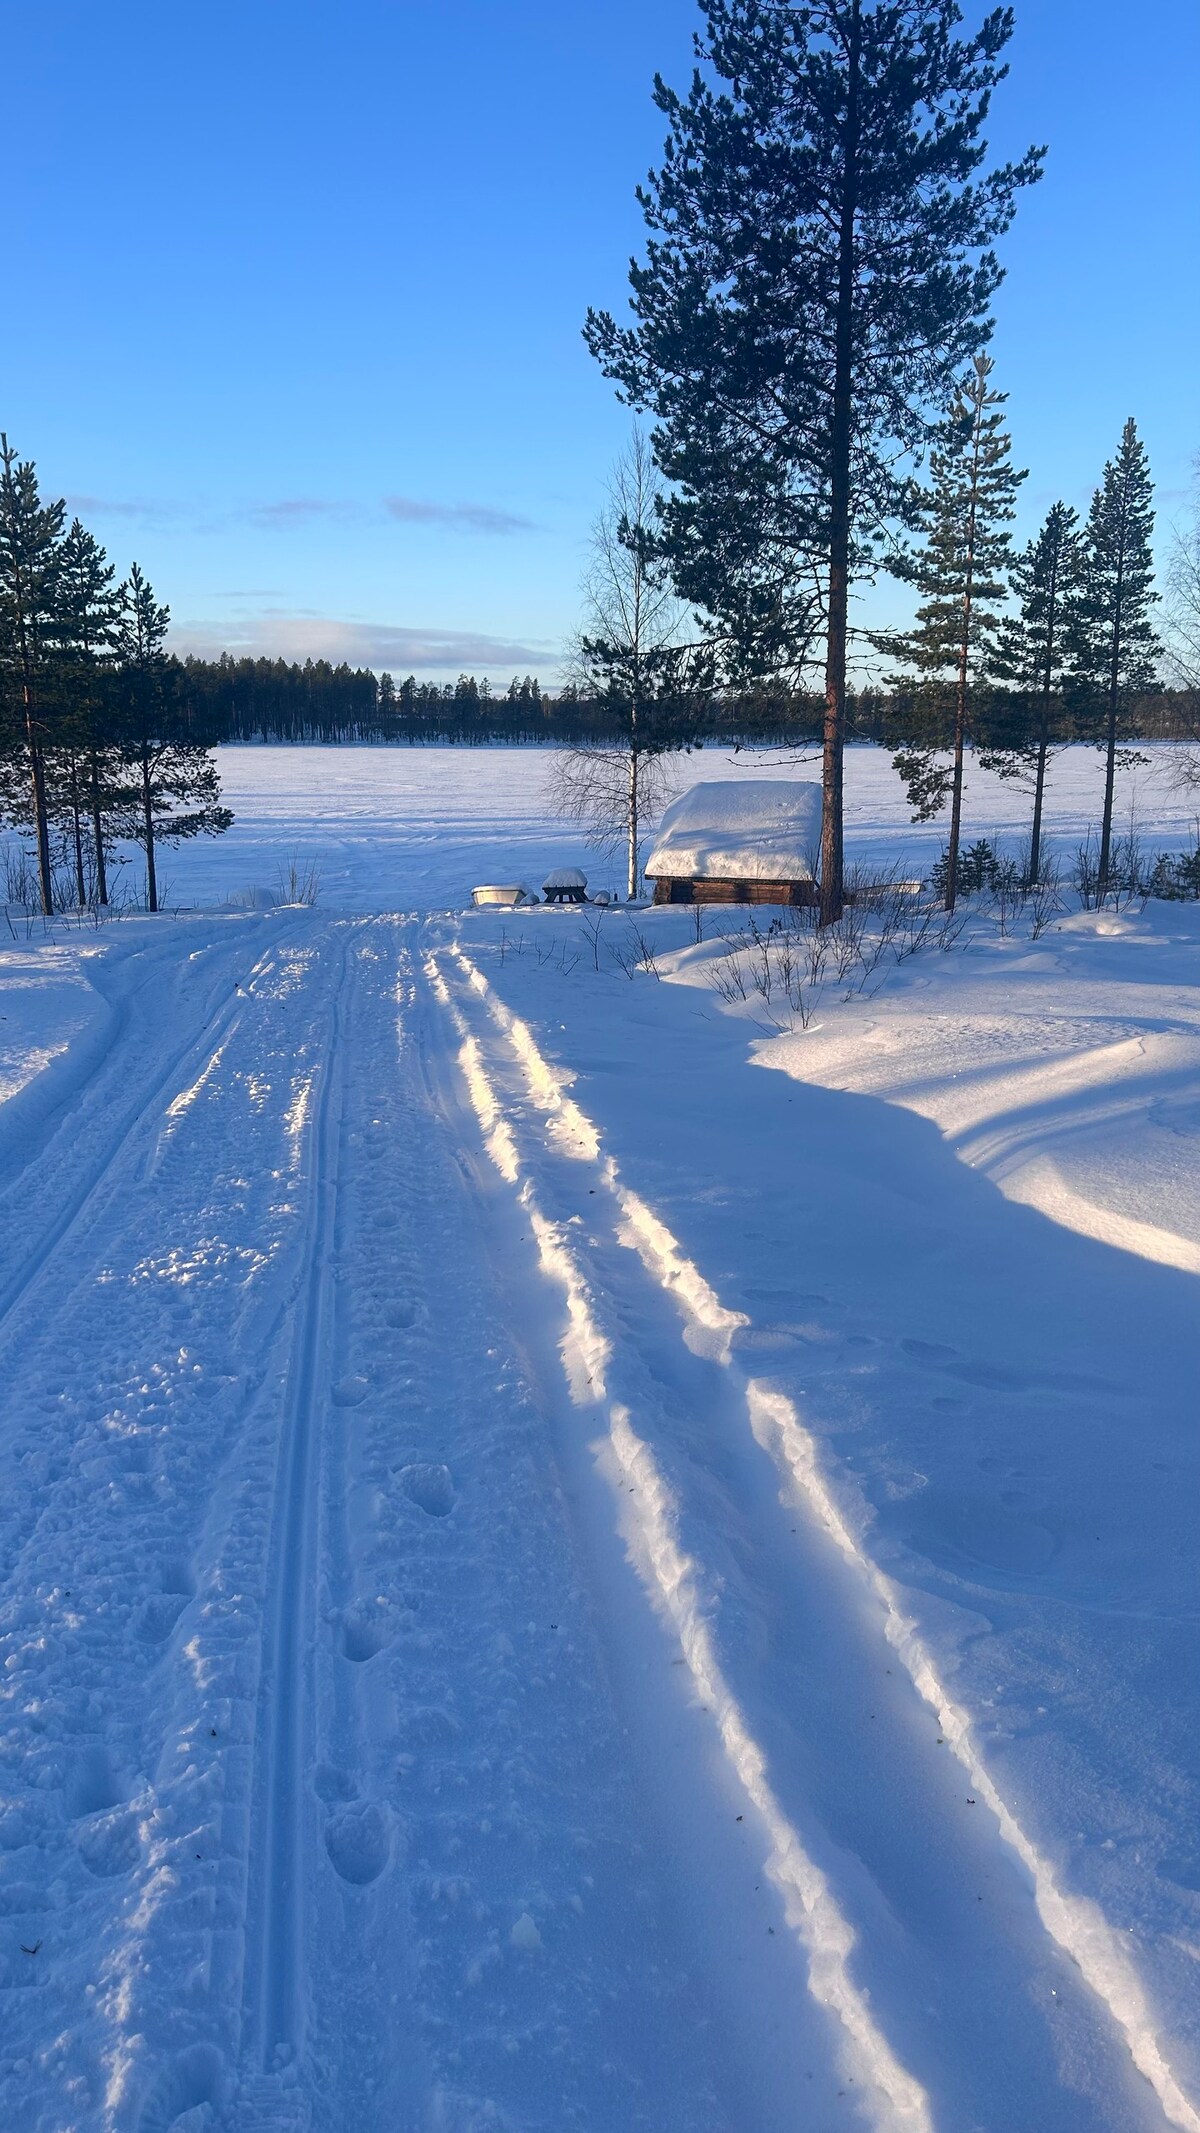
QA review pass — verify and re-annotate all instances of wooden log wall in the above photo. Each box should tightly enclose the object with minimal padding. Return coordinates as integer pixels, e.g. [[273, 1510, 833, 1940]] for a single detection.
[[651, 878, 817, 907]]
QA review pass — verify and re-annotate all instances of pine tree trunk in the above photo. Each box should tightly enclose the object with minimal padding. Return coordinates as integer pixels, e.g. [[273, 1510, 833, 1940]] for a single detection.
[[820, 0, 861, 930], [3, 441, 55, 916], [1097, 694, 1118, 902], [945, 652, 969, 914], [69, 756, 87, 906], [141, 749, 158, 913], [1029, 732, 1048, 888], [88, 751, 108, 906], [1097, 664, 1120, 902], [25, 716, 54, 916], [1097, 556, 1124, 902], [1028, 561, 1058, 889]]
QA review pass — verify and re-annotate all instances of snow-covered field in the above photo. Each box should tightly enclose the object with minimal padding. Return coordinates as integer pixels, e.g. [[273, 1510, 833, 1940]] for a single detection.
[[117, 741, 1200, 913], [3, 747, 1200, 2132]]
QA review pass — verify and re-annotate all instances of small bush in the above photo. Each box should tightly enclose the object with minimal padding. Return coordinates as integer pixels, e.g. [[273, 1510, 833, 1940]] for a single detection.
[[930, 838, 1017, 900], [1147, 845, 1200, 901]]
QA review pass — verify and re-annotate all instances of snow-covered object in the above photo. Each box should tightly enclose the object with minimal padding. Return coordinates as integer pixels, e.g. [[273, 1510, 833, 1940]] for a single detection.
[[223, 884, 279, 911], [542, 867, 587, 891], [472, 883, 530, 907], [645, 780, 822, 882]]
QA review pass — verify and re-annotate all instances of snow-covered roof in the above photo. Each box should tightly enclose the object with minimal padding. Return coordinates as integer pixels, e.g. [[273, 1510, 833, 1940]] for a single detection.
[[645, 780, 822, 881], [543, 867, 587, 889]]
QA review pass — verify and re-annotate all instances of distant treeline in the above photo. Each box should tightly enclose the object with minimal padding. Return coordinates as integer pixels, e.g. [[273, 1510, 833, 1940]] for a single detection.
[[178, 655, 1199, 750]]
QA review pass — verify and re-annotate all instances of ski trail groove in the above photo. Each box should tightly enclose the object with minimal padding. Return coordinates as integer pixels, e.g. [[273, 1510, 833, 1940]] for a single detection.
[[447, 937, 1200, 2133], [247, 928, 353, 2074]]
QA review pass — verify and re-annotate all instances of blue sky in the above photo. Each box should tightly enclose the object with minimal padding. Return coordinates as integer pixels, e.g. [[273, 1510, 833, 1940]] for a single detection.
[[8, 0, 1198, 685]]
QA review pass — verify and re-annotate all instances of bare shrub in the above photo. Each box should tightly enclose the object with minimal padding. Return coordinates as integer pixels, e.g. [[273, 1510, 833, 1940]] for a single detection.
[[581, 908, 607, 971], [276, 853, 322, 906]]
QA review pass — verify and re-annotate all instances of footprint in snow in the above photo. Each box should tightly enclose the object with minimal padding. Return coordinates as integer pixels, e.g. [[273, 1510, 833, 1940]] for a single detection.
[[76, 1805, 140, 1878], [324, 1800, 391, 1886], [331, 1374, 370, 1408], [66, 1745, 126, 1820], [134, 1559, 195, 1643], [314, 1763, 358, 1805], [341, 1595, 400, 1662], [134, 1592, 189, 1644], [399, 1462, 456, 1517], [398, 1705, 462, 1750], [132, 2042, 227, 2133]]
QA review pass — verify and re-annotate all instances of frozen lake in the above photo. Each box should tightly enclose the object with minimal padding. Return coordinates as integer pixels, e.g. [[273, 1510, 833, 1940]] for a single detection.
[[140, 741, 1197, 911]]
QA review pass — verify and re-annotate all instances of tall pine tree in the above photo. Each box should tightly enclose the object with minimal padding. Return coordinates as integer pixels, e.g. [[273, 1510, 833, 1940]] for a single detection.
[[886, 354, 1024, 909], [1072, 420, 1160, 899], [53, 518, 122, 905], [114, 564, 232, 912], [585, 0, 1043, 921], [0, 436, 65, 914], [987, 500, 1082, 885]]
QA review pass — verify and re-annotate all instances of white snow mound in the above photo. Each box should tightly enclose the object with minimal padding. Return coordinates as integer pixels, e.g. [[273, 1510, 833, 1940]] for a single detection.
[[645, 780, 821, 881]]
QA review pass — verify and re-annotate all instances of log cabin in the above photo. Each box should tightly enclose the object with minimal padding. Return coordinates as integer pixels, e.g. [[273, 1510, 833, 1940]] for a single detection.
[[645, 780, 822, 907]]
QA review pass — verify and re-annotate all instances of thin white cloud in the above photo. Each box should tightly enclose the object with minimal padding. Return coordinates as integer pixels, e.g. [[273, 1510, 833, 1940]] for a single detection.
[[242, 498, 359, 527], [64, 493, 535, 536], [384, 495, 534, 535], [65, 493, 186, 523], [168, 610, 557, 673]]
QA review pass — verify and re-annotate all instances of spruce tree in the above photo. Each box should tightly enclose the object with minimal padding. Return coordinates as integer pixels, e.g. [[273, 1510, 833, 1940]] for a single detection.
[[1072, 420, 1160, 899], [0, 436, 65, 913], [886, 354, 1024, 909], [987, 500, 1083, 885], [585, 0, 1043, 922], [114, 564, 232, 911]]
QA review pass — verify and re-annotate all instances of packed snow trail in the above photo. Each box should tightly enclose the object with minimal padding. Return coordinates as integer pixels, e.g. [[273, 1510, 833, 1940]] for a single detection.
[[2, 915, 833, 2131], [0, 909, 1191, 2130]]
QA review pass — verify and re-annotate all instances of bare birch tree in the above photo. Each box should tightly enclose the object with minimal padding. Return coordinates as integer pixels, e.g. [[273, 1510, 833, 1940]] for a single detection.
[[1165, 464, 1200, 787], [550, 430, 709, 898]]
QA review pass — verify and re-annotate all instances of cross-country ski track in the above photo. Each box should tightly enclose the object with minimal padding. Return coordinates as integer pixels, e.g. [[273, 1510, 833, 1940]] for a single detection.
[[0, 912, 1195, 2132]]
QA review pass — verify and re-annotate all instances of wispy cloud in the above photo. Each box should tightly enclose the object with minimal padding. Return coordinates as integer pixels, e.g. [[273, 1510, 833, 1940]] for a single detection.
[[384, 495, 534, 535], [242, 497, 359, 527], [65, 492, 535, 536], [65, 493, 186, 524], [168, 610, 556, 673]]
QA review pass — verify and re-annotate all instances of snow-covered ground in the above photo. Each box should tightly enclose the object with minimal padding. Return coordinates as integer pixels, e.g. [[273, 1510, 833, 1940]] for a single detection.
[[3, 748, 1200, 2131]]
